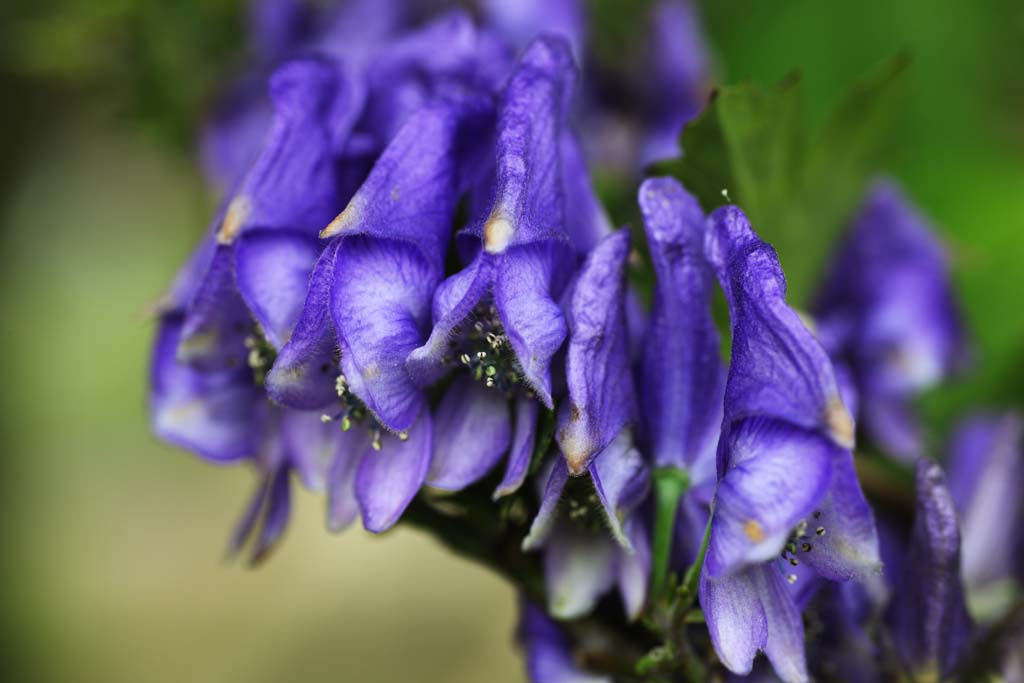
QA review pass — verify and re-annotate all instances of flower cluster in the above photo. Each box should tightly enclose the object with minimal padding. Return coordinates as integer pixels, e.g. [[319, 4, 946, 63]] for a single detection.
[[149, 1, 1023, 681]]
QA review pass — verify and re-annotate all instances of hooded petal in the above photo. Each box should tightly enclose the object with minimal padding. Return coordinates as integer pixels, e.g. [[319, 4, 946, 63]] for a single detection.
[[886, 459, 973, 679], [948, 413, 1024, 588], [475, 35, 576, 253], [557, 230, 634, 474], [638, 177, 724, 474], [215, 57, 345, 244], [265, 240, 341, 409], [319, 99, 495, 264], [494, 396, 540, 498], [700, 564, 808, 683], [589, 430, 649, 548], [544, 518, 617, 619], [234, 230, 320, 349], [332, 236, 437, 431], [427, 377, 512, 490], [707, 206, 854, 456], [151, 315, 263, 462], [704, 418, 835, 578], [356, 409, 433, 533]]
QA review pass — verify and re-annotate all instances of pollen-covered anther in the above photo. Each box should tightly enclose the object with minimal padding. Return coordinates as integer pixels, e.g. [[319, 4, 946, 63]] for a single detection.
[[217, 195, 251, 244], [824, 395, 856, 449]]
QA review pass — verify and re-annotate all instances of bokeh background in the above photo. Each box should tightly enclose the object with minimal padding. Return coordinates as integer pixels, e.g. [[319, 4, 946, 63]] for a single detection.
[[1, 1, 1022, 681]]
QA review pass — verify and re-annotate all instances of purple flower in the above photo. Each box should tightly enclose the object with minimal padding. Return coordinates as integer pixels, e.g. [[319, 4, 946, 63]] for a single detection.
[[814, 181, 967, 459], [518, 600, 611, 683], [405, 35, 579, 495], [640, 0, 711, 164], [523, 231, 650, 619], [886, 459, 973, 680], [946, 413, 1024, 599], [699, 206, 880, 682]]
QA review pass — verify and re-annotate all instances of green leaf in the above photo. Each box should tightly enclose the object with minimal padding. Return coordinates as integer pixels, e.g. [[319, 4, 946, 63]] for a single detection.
[[660, 54, 909, 303]]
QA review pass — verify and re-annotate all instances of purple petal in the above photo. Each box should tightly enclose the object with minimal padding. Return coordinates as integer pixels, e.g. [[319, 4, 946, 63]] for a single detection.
[[814, 181, 967, 457], [476, 35, 576, 253], [797, 452, 881, 582], [319, 99, 495, 263], [641, 0, 710, 164], [705, 418, 835, 578], [495, 243, 569, 407], [215, 58, 346, 244], [544, 519, 617, 619], [561, 131, 613, 255], [250, 466, 292, 564], [483, 0, 586, 60], [494, 396, 539, 499], [326, 429, 373, 533], [280, 408, 350, 493], [228, 474, 271, 557], [617, 515, 651, 620], [557, 230, 634, 474], [948, 413, 1024, 588], [589, 430, 649, 548], [886, 459, 973, 678], [356, 409, 433, 533], [522, 457, 569, 551], [407, 255, 495, 387], [151, 316, 264, 462], [177, 244, 253, 371], [427, 377, 512, 490], [265, 240, 341, 409], [638, 177, 724, 474], [332, 237, 436, 431], [519, 600, 611, 683], [707, 206, 855, 454], [234, 230, 320, 349], [700, 564, 808, 683]]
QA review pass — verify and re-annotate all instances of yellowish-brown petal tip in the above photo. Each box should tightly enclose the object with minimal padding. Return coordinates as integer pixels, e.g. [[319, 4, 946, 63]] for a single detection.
[[824, 396, 855, 449], [483, 212, 514, 254], [320, 198, 362, 239], [216, 196, 251, 245]]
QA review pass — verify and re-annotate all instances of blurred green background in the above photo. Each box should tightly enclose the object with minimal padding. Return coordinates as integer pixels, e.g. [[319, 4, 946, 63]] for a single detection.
[[0, 1, 1021, 681]]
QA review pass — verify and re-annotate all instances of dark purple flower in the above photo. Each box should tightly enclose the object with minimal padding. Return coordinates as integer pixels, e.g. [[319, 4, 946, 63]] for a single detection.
[[518, 600, 611, 683], [815, 181, 967, 460], [699, 205, 880, 682], [640, 0, 711, 164], [947, 413, 1024, 597], [887, 458, 973, 680]]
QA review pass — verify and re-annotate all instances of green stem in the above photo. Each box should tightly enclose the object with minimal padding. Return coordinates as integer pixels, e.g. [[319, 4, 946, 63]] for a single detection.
[[649, 467, 691, 601]]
